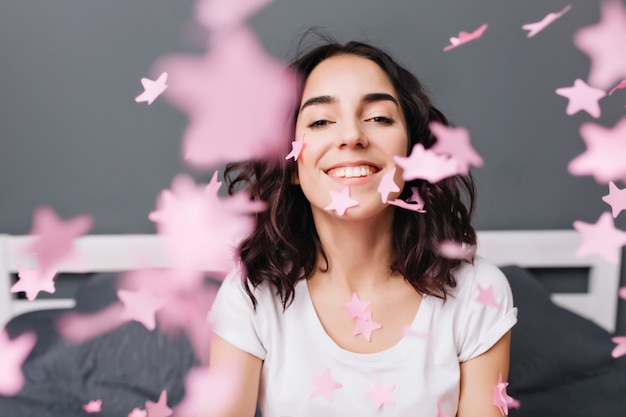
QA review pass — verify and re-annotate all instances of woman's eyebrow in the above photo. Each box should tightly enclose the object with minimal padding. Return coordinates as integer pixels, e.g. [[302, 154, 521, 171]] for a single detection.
[[299, 95, 336, 113], [362, 93, 399, 106]]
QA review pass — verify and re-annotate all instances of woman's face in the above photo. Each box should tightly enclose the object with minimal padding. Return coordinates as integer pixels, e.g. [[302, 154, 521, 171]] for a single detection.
[[293, 54, 408, 221]]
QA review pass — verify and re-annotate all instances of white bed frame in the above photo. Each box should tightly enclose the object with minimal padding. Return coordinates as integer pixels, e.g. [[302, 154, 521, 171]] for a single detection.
[[0, 231, 622, 332]]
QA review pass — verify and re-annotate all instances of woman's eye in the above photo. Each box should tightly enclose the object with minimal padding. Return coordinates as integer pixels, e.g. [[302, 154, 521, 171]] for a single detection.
[[309, 119, 331, 128], [368, 116, 394, 124]]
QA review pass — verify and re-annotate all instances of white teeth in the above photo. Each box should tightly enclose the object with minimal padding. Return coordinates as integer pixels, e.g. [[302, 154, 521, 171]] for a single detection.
[[328, 165, 375, 178]]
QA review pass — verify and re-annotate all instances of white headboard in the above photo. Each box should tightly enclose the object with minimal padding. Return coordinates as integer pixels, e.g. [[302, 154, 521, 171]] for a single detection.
[[0, 230, 622, 332]]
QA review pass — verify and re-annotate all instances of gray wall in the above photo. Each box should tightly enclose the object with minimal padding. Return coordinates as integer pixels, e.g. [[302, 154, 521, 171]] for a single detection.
[[2, 0, 625, 328]]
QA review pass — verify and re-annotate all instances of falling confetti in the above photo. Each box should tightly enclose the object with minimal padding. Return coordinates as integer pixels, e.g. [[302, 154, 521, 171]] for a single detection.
[[568, 116, 626, 184], [438, 240, 477, 261], [145, 390, 173, 417], [611, 336, 626, 358], [573, 0, 626, 90], [429, 121, 484, 174], [443, 23, 488, 52], [573, 211, 626, 264], [353, 311, 382, 342], [324, 186, 359, 215], [377, 168, 401, 203], [82, 400, 103, 414], [365, 380, 395, 410], [522, 5, 572, 38], [0, 330, 36, 396], [134, 72, 168, 105], [394, 144, 462, 184], [602, 181, 626, 218], [309, 369, 342, 403], [387, 198, 427, 213], [492, 373, 521, 415], [555, 79, 606, 118], [285, 133, 305, 161], [10, 265, 57, 301], [341, 293, 370, 320], [117, 288, 166, 331], [475, 284, 502, 308]]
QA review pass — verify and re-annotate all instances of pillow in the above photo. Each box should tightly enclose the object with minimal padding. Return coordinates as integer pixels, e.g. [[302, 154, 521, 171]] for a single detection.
[[502, 265, 615, 392]]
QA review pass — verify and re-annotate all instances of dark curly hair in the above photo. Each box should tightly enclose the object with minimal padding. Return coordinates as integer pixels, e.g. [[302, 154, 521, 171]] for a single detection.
[[224, 38, 477, 310]]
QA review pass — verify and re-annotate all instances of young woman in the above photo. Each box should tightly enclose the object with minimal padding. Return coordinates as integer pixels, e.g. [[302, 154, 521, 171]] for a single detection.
[[209, 40, 517, 417]]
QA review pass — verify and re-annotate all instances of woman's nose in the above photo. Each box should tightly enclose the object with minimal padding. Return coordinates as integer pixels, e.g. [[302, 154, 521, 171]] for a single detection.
[[338, 120, 368, 148]]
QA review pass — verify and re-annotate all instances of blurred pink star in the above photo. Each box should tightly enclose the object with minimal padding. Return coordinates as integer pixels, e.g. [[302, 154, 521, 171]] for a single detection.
[[443, 23, 488, 52], [619, 286, 626, 299], [325, 186, 359, 215], [82, 400, 102, 413], [602, 181, 626, 218], [395, 144, 462, 184], [365, 380, 395, 410], [117, 289, 166, 331], [493, 373, 521, 415], [402, 325, 432, 339], [145, 390, 172, 417], [195, 0, 273, 30], [135, 72, 168, 105], [568, 116, 626, 183], [285, 134, 305, 161], [377, 168, 400, 203], [341, 293, 370, 320], [476, 284, 501, 308], [407, 186, 427, 207], [438, 240, 477, 261], [522, 5, 572, 38], [175, 365, 239, 417], [11, 265, 57, 301], [127, 408, 147, 417], [437, 397, 453, 417], [24, 206, 93, 275], [310, 369, 342, 403], [429, 121, 484, 173], [158, 27, 297, 168], [555, 79, 606, 118], [205, 170, 222, 197], [573, 0, 626, 90], [353, 311, 382, 342], [573, 212, 626, 264], [608, 80, 626, 95], [611, 336, 626, 358], [0, 330, 36, 396], [387, 198, 427, 213]]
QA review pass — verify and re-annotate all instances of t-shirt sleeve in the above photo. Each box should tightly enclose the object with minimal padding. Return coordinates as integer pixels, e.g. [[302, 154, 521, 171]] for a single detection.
[[208, 269, 267, 360], [455, 258, 518, 362]]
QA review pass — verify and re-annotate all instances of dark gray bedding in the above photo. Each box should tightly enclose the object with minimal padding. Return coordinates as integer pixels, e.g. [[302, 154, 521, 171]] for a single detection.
[[2, 267, 625, 417]]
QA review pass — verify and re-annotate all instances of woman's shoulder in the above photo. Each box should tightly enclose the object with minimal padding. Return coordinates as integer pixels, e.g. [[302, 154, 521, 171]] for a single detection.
[[448, 256, 512, 301]]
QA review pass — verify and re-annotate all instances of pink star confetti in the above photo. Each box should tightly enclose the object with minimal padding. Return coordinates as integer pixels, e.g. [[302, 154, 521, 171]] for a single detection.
[[194, 0, 273, 31], [493, 373, 521, 416], [145, 390, 172, 417], [438, 240, 477, 261], [23, 206, 93, 275], [353, 311, 382, 342], [117, 288, 166, 331], [608, 80, 626, 95], [387, 198, 427, 213], [573, 0, 626, 90], [365, 380, 395, 410], [603, 181, 626, 218], [619, 286, 626, 299], [0, 330, 36, 396], [135, 72, 168, 105], [612, 336, 626, 358], [149, 174, 265, 282], [285, 133, 305, 161], [341, 293, 370, 320], [436, 397, 453, 417], [573, 211, 626, 264], [476, 284, 501, 308], [429, 121, 484, 174], [555, 79, 606, 118], [127, 408, 147, 417], [175, 364, 239, 417], [522, 5, 572, 38], [57, 303, 127, 343], [407, 186, 427, 207], [377, 168, 400, 203], [324, 186, 359, 215], [443, 23, 488, 52], [310, 368, 342, 403], [158, 27, 297, 168], [11, 265, 57, 301], [568, 116, 626, 184], [401, 325, 432, 339], [83, 400, 103, 413], [394, 144, 463, 184]]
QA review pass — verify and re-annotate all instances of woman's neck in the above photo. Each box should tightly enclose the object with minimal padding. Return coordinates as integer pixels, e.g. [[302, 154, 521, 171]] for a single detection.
[[310, 210, 397, 293]]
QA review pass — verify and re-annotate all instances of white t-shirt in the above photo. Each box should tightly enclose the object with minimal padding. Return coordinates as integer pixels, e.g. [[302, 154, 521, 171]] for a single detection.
[[210, 256, 517, 417]]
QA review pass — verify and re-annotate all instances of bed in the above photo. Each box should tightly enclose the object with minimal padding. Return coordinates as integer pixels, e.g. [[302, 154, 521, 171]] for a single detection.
[[0, 230, 623, 416]]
